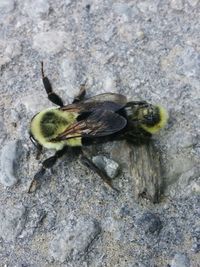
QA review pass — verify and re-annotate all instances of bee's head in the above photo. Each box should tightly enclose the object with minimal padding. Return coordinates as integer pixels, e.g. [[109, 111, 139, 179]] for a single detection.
[[138, 104, 168, 134], [139, 105, 160, 126]]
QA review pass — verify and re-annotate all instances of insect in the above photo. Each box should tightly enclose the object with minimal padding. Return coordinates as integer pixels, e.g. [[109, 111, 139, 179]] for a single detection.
[[28, 63, 168, 193]]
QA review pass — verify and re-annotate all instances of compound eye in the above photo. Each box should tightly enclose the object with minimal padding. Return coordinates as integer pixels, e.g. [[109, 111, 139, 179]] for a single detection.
[[145, 114, 153, 122]]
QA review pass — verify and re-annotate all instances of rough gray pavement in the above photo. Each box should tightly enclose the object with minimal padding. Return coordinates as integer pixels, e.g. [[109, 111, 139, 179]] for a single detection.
[[0, 0, 200, 266]]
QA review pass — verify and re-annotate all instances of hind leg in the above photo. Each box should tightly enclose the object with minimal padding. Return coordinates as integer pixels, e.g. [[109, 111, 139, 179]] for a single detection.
[[80, 151, 119, 193], [28, 147, 68, 193]]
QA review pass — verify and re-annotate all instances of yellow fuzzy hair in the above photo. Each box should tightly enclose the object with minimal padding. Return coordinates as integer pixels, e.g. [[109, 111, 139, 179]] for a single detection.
[[30, 108, 82, 150], [141, 105, 168, 134]]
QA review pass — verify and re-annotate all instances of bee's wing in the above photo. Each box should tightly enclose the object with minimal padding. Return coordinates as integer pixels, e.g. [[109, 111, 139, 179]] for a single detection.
[[83, 93, 127, 105], [62, 93, 127, 113], [52, 110, 127, 141], [83, 109, 127, 137]]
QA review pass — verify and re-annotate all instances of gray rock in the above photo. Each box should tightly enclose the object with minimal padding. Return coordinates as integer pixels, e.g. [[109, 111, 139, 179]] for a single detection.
[[170, 0, 184, 10], [0, 140, 23, 187], [161, 45, 200, 85], [33, 31, 69, 55], [0, 118, 4, 142], [187, 0, 199, 6], [0, 0, 15, 14], [113, 3, 134, 21], [98, 25, 115, 43], [163, 113, 200, 190], [103, 74, 117, 91], [136, 212, 162, 235], [168, 167, 200, 197], [23, 0, 50, 19], [65, 0, 72, 6], [21, 93, 49, 113], [176, 46, 200, 78], [137, 0, 159, 13], [171, 253, 190, 267], [10, 109, 20, 126], [0, 205, 26, 242], [18, 208, 47, 240], [92, 155, 120, 179], [191, 227, 200, 253], [49, 217, 101, 263], [61, 58, 77, 96], [0, 39, 22, 67], [0, 0, 200, 266]]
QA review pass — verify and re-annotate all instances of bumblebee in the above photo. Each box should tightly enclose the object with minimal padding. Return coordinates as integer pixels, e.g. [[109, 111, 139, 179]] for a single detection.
[[29, 63, 168, 193]]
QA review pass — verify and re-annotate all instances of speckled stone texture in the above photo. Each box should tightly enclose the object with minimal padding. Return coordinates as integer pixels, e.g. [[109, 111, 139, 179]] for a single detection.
[[0, 0, 200, 266]]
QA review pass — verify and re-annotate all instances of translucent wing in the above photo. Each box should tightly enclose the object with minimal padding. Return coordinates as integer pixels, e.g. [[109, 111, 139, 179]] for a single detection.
[[83, 93, 127, 105], [61, 93, 127, 113], [51, 110, 127, 141]]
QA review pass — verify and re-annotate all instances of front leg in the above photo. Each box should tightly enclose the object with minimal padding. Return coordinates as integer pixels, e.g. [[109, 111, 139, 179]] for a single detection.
[[125, 101, 149, 107], [41, 62, 64, 107], [72, 81, 87, 103], [30, 134, 43, 159], [28, 147, 67, 193]]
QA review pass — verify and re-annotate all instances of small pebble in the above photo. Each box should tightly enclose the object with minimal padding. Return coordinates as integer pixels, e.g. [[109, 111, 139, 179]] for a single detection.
[[92, 155, 120, 179], [136, 211, 162, 234], [170, 0, 184, 10], [23, 0, 50, 19], [0, 40, 22, 67], [0, 0, 15, 14], [0, 205, 26, 242], [171, 253, 190, 267], [49, 217, 101, 263], [0, 140, 23, 187], [33, 31, 69, 55]]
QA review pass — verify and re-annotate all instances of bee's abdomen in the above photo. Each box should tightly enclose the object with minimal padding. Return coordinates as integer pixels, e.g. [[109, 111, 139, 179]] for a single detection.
[[40, 111, 68, 138]]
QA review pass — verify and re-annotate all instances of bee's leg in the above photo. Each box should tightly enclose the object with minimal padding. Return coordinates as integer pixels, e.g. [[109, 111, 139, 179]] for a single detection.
[[28, 147, 67, 193], [80, 153, 119, 193], [41, 62, 64, 107], [36, 145, 43, 160], [72, 82, 87, 103], [30, 135, 43, 160], [124, 132, 152, 144], [126, 101, 149, 107]]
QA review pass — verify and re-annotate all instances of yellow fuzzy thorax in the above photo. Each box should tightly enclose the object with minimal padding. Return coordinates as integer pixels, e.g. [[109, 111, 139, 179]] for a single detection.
[[141, 105, 168, 134], [30, 108, 82, 150]]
